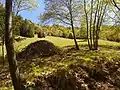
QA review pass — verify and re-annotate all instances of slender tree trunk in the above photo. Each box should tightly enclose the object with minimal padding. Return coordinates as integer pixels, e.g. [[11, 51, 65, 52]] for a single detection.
[[94, 30, 98, 50], [71, 23, 79, 50], [89, 0, 93, 50], [69, 0, 79, 50], [84, 0, 91, 50], [2, 35, 5, 65], [0, 24, 5, 65], [94, 18, 99, 50], [5, 0, 21, 90], [94, 3, 107, 50], [93, 2, 99, 49], [113, 0, 120, 11]]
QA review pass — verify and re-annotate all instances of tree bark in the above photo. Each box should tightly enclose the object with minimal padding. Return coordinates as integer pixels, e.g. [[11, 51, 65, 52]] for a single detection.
[[69, 0, 79, 50], [93, 2, 99, 49], [89, 0, 93, 50], [2, 35, 5, 65], [71, 22, 79, 50], [113, 0, 120, 11], [5, 0, 21, 90], [84, 0, 91, 50]]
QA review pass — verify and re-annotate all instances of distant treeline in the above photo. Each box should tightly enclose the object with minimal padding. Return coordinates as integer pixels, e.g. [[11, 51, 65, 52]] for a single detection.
[[0, 4, 120, 42]]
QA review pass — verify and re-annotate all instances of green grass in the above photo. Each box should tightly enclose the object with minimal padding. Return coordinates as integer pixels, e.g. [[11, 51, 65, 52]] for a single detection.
[[0, 36, 86, 55], [0, 36, 120, 89], [14, 36, 120, 50], [0, 36, 120, 56], [15, 36, 75, 51]]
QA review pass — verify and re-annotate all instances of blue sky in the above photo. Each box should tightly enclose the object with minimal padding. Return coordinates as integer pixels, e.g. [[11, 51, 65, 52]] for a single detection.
[[20, 0, 45, 24]]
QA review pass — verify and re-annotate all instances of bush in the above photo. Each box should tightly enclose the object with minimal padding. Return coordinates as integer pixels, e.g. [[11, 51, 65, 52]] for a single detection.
[[20, 29, 34, 38], [62, 32, 68, 38], [50, 32, 54, 36], [106, 29, 120, 42], [26, 29, 34, 38], [47, 32, 51, 36], [100, 26, 120, 42], [78, 29, 87, 39], [68, 33, 73, 39], [106, 33, 120, 42], [38, 31, 45, 38]]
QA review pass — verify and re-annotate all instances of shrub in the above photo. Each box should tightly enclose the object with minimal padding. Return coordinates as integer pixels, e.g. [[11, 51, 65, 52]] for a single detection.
[[26, 29, 34, 38], [106, 33, 120, 42], [100, 26, 120, 42], [106, 29, 120, 42], [20, 29, 34, 38], [79, 29, 87, 39], [20, 20, 35, 38], [68, 33, 73, 39], [50, 32, 54, 36], [38, 31, 45, 38], [62, 32, 68, 38], [47, 32, 51, 36]]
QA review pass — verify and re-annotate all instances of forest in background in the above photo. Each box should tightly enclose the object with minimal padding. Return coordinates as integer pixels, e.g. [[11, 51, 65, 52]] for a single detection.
[[0, 2, 120, 42], [0, 0, 120, 90]]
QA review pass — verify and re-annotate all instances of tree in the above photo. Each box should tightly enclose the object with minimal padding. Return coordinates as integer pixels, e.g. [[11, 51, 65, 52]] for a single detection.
[[0, 4, 5, 65], [113, 0, 120, 11], [5, 0, 21, 90], [12, 15, 24, 35], [20, 19, 34, 37], [13, 0, 39, 16], [84, 0, 108, 50], [109, 0, 120, 25], [40, 0, 82, 50], [0, 4, 24, 65]]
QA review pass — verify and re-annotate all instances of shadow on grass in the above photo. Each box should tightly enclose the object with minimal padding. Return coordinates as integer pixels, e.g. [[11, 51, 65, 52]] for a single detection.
[[0, 45, 120, 90], [27, 59, 120, 90]]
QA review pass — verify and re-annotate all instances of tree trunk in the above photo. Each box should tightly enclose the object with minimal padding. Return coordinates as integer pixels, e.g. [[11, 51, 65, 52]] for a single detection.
[[71, 23, 79, 50], [94, 29, 98, 50], [89, 0, 93, 50], [84, 0, 91, 50], [5, 0, 21, 90], [2, 35, 5, 65], [69, 0, 79, 50], [93, 2, 99, 49], [113, 0, 120, 11]]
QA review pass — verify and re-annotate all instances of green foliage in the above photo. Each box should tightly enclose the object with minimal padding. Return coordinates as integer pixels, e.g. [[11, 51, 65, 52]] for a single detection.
[[13, 0, 39, 15], [0, 4, 41, 38], [38, 31, 45, 38], [106, 26, 120, 42], [68, 33, 73, 39], [12, 15, 24, 36], [0, 4, 5, 37], [20, 19, 34, 38], [38, 25, 87, 39], [79, 27, 87, 39], [62, 32, 68, 38], [26, 29, 34, 38], [101, 26, 120, 42]]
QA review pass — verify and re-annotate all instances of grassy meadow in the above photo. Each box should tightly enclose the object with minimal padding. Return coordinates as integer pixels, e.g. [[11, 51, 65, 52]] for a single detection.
[[0, 36, 120, 90], [0, 36, 120, 55]]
